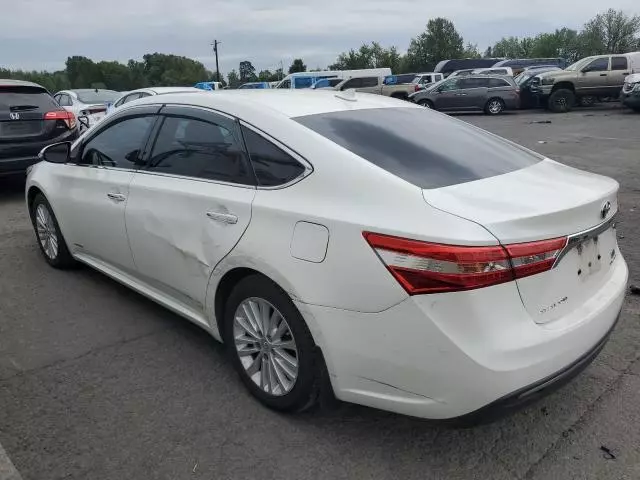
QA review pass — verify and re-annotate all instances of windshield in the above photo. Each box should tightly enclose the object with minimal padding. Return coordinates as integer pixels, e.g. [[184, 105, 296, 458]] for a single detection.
[[76, 90, 119, 104], [565, 58, 592, 71], [514, 73, 530, 85]]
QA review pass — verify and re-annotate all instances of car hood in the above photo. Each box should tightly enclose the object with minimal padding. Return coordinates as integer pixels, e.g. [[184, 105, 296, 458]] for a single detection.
[[625, 73, 640, 83], [535, 70, 575, 81]]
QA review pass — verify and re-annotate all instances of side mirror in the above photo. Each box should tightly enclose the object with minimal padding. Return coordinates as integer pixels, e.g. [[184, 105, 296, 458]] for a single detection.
[[78, 115, 90, 132], [39, 142, 71, 164]]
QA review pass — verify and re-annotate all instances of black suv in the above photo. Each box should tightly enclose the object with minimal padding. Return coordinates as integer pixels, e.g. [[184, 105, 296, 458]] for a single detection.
[[1, 79, 78, 176]]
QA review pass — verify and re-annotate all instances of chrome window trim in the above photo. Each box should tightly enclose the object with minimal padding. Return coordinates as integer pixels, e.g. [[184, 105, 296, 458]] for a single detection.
[[553, 213, 617, 267], [239, 121, 313, 191]]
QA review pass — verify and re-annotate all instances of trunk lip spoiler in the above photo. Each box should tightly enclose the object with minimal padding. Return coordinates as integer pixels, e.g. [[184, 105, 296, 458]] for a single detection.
[[553, 212, 617, 267]]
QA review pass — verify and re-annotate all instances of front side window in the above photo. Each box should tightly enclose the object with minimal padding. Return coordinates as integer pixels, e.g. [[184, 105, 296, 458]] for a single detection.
[[361, 77, 379, 88], [80, 116, 155, 168], [439, 79, 461, 91], [585, 57, 609, 72], [611, 57, 628, 71], [147, 115, 253, 185], [294, 77, 313, 89], [341, 78, 362, 90], [241, 126, 306, 187]]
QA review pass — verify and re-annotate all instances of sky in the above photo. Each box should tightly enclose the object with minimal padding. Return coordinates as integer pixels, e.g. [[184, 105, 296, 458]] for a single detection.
[[1, 0, 640, 76]]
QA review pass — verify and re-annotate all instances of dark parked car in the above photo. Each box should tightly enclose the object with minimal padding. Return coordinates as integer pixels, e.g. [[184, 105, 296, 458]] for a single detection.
[[409, 75, 520, 115], [1, 80, 78, 176], [514, 66, 562, 108], [492, 58, 568, 76]]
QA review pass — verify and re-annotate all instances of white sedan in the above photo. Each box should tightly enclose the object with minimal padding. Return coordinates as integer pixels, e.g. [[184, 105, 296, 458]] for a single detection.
[[26, 90, 627, 422], [53, 89, 120, 129], [106, 86, 203, 115]]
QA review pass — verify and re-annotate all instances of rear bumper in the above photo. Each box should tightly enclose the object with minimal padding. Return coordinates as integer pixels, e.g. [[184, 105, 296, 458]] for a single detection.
[[296, 254, 628, 420], [0, 129, 77, 176]]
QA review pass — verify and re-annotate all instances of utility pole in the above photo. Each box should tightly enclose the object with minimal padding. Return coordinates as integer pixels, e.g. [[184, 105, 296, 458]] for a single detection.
[[211, 40, 221, 83]]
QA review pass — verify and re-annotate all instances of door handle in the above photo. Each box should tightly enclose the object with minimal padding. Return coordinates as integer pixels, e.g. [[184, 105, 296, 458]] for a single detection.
[[599, 73, 607, 76], [455, 93, 468, 96], [107, 192, 126, 203], [206, 211, 238, 225]]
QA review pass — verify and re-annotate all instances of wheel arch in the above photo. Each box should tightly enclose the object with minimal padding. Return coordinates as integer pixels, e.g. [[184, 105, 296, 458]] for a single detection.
[[551, 82, 575, 93]]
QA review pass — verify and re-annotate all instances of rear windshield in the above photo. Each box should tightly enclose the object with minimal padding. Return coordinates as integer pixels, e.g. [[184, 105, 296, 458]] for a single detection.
[[0, 86, 58, 112], [294, 108, 542, 189], [75, 90, 119, 103]]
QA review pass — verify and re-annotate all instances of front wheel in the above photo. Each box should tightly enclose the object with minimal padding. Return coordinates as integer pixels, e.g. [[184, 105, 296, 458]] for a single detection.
[[548, 89, 575, 113], [30, 193, 76, 268], [484, 98, 505, 115], [224, 275, 322, 412], [417, 98, 433, 109]]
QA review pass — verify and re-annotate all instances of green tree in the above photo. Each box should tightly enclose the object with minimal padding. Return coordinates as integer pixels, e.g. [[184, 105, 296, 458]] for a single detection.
[[463, 43, 481, 59], [239, 61, 257, 82], [530, 28, 581, 62], [288, 59, 307, 73], [483, 46, 493, 58], [227, 69, 240, 88], [580, 9, 640, 56], [257, 69, 273, 81], [142, 53, 208, 86], [330, 42, 403, 71], [405, 18, 464, 71], [66, 56, 102, 88]]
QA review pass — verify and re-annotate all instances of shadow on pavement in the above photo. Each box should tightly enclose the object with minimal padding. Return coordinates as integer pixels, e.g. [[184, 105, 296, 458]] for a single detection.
[[0, 176, 26, 201]]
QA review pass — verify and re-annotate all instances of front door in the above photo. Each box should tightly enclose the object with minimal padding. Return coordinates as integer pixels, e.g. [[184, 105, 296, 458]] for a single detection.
[[433, 78, 468, 110], [54, 110, 158, 273], [575, 57, 610, 96], [125, 106, 256, 313]]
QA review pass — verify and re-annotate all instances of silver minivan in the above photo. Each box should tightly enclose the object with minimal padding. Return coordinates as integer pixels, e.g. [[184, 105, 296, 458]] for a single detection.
[[409, 75, 520, 115]]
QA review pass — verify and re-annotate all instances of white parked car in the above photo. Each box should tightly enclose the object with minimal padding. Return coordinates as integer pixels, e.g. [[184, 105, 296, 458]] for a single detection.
[[53, 89, 120, 129], [26, 90, 627, 422], [106, 86, 203, 115]]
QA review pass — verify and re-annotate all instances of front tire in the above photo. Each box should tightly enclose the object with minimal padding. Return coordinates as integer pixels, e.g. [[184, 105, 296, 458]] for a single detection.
[[485, 98, 505, 115], [417, 98, 433, 109], [548, 89, 575, 113], [224, 275, 321, 412], [30, 193, 75, 268]]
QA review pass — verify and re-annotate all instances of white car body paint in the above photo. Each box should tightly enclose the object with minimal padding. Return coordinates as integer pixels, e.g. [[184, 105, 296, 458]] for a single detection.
[[27, 90, 628, 420]]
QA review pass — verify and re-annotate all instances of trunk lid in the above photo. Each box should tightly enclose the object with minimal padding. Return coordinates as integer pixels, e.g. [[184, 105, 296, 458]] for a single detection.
[[423, 159, 620, 324]]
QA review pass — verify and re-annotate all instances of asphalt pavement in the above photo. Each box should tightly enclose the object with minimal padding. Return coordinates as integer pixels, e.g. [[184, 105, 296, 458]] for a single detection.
[[1, 105, 640, 480]]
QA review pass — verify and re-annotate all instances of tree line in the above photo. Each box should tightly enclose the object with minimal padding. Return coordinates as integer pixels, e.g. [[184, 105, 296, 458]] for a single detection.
[[2, 8, 639, 92]]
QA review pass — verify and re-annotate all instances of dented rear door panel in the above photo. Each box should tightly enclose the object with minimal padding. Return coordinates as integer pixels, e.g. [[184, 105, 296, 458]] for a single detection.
[[124, 173, 255, 312]]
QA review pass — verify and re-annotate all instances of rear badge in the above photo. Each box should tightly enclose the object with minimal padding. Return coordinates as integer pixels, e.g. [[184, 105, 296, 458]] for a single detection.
[[539, 296, 568, 315], [601, 201, 611, 219]]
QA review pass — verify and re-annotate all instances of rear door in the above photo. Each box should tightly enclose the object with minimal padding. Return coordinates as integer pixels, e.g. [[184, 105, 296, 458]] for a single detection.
[[357, 76, 381, 93], [124, 105, 256, 313], [457, 77, 488, 110], [609, 56, 630, 93], [1, 85, 69, 162]]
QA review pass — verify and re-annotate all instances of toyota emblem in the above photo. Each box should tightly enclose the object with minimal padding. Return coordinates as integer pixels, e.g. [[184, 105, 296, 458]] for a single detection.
[[9, 112, 20, 120], [601, 201, 611, 219]]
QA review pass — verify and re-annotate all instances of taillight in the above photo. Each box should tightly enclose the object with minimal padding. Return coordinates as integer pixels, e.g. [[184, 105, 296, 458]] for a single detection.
[[44, 110, 76, 129], [363, 232, 567, 295], [414, 84, 421, 92]]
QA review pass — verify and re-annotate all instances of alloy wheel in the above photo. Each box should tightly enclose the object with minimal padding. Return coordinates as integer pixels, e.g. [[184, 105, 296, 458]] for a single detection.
[[233, 297, 299, 396], [489, 100, 503, 114], [35, 204, 58, 260]]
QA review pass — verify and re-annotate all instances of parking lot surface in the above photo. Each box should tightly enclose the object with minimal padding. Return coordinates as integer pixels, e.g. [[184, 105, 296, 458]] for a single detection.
[[1, 106, 640, 480]]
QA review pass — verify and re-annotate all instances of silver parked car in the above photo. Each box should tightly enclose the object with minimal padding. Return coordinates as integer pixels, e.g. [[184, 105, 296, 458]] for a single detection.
[[409, 75, 520, 115]]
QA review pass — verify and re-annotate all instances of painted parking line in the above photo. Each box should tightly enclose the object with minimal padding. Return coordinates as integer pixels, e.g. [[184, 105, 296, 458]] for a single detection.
[[0, 443, 22, 480]]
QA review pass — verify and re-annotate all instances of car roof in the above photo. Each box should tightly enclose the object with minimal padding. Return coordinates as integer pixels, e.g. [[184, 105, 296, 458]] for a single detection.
[[130, 89, 418, 119], [66, 89, 118, 93], [0, 79, 46, 89], [143, 86, 202, 95]]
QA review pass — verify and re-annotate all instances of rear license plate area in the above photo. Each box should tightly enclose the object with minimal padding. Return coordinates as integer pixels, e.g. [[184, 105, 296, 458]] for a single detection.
[[573, 227, 616, 280], [1, 122, 36, 135]]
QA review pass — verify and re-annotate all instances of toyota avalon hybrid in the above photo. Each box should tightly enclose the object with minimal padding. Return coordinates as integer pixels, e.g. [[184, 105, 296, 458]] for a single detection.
[[26, 90, 627, 422]]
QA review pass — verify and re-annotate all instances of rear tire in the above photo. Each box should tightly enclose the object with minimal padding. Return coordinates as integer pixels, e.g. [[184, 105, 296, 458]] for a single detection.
[[223, 275, 322, 413], [548, 89, 575, 113], [484, 98, 505, 115], [30, 193, 76, 269]]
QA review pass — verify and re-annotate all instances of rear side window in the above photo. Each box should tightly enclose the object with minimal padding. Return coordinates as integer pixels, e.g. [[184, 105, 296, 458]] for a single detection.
[[0, 87, 58, 112], [612, 57, 628, 70], [147, 115, 254, 185], [361, 77, 379, 87], [241, 126, 306, 186], [341, 78, 363, 89], [488, 78, 511, 88], [294, 108, 542, 189]]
